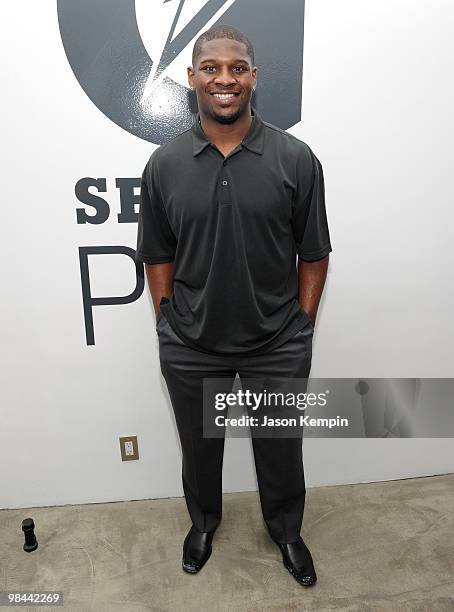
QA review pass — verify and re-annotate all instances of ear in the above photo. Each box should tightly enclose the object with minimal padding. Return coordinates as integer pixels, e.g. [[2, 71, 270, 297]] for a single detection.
[[187, 65, 195, 89], [252, 66, 257, 91]]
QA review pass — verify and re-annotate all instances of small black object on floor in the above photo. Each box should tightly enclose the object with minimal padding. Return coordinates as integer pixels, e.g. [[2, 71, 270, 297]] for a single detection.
[[22, 518, 38, 552]]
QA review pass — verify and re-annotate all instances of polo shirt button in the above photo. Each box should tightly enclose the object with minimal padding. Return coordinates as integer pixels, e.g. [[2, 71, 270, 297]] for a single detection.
[[222, 180, 228, 186]]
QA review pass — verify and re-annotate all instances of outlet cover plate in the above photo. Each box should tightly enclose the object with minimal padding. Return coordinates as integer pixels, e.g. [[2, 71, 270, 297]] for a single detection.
[[119, 435, 139, 461]]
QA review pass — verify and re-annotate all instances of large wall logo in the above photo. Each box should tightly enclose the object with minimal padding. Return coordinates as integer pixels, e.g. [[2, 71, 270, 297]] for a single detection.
[[57, 0, 305, 144]]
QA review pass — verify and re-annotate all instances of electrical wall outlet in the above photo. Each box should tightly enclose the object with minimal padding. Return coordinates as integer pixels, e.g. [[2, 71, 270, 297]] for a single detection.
[[119, 435, 139, 461]]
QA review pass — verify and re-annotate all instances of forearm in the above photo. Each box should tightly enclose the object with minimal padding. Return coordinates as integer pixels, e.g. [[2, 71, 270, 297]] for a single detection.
[[297, 255, 329, 324], [144, 262, 175, 319]]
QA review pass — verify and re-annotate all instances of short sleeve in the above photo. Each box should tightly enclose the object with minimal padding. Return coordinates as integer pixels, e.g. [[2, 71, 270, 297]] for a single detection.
[[291, 146, 332, 261], [135, 152, 177, 264]]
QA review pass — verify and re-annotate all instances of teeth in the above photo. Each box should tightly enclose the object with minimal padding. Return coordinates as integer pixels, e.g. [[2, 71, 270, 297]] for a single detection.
[[213, 93, 236, 98]]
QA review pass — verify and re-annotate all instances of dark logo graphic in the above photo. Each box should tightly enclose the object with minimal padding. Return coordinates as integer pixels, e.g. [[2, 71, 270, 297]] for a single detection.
[[58, 0, 305, 144]]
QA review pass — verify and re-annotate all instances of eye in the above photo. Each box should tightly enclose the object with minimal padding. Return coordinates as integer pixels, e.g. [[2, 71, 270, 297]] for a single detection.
[[233, 66, 247, 72], [202, 66, 216, 72]]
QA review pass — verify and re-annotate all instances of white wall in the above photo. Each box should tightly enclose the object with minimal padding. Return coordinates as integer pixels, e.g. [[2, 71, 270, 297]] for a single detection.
[[1, 0, 453, 510]]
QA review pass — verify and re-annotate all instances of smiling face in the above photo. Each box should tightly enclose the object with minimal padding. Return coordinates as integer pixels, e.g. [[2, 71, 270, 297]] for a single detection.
[[188, 38, 257, 124]]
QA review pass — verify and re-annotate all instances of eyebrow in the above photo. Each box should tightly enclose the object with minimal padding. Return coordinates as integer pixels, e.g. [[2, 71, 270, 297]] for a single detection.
[[199, 58, 250, 65]]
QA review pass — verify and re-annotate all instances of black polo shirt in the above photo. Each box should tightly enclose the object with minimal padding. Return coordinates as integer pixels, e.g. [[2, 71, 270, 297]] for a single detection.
[[136, 106, 332, 356]]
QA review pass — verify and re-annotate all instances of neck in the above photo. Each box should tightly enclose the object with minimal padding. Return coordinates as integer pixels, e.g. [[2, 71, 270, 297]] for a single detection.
[[199, 106, 253, 148]]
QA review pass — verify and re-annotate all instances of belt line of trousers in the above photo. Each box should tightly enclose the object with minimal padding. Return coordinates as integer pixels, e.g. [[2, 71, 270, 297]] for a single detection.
[[157, 315, 313, 544]]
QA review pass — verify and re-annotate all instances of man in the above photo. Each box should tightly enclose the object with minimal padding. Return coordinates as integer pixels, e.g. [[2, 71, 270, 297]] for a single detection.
[[136, 25, 332, 587]]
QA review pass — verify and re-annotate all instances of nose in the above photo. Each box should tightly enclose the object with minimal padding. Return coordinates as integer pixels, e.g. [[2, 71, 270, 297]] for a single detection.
[[213, 66, 237, 87]]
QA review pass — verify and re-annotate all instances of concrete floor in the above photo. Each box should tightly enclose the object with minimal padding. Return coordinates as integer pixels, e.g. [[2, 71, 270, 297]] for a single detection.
[[0, 474, 453, 612]]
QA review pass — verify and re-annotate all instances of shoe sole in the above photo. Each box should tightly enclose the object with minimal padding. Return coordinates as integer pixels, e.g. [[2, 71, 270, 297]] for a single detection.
[[182, 545, 212, 574]]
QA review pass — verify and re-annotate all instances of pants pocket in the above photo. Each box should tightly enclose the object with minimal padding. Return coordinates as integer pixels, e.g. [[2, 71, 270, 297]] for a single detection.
[[156, 311, 168, 333]]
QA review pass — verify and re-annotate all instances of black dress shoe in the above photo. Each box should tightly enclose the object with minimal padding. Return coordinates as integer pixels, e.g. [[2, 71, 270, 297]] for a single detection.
[[182, 525, 215, 573], [274, 536, 317, 586]]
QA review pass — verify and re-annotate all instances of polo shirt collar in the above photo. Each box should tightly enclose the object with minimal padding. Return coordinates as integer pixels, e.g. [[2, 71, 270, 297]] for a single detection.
[[192, 106, 265, 156]]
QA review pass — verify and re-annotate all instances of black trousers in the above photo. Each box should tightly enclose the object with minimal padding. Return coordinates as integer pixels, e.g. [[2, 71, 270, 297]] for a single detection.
[[157, 312, 313, 544]]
